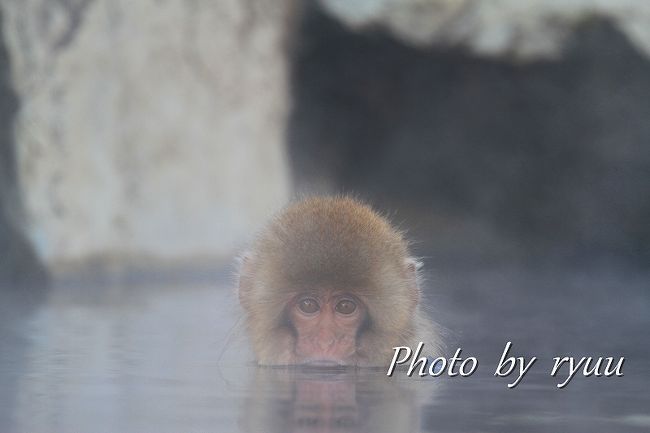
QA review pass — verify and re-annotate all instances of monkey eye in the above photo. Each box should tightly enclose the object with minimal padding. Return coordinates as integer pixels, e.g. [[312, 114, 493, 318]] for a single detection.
[[297, 297, 320, 315], [335, 299, 357, 315]]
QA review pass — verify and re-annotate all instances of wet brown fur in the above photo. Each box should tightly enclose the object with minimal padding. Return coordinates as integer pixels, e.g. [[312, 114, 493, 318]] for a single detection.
[[238, 196, 441, 366]]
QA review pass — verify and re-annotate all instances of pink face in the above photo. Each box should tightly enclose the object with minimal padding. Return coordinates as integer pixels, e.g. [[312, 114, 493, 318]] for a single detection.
[[288, 291, 366, 365]]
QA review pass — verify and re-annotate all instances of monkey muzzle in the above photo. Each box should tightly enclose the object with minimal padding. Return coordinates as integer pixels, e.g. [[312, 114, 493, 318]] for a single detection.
[[295, 331, 357, 366]]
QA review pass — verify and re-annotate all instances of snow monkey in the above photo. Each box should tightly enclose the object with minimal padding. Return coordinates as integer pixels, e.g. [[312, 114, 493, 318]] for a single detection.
[[237, 196, 441, 366]]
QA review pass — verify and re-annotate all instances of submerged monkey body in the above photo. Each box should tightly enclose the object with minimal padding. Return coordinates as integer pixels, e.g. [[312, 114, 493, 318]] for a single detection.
[[238, 196, 441, 366]]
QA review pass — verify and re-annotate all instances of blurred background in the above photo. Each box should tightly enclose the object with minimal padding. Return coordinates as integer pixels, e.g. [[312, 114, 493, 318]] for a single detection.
[[1, 1, 649, 432]]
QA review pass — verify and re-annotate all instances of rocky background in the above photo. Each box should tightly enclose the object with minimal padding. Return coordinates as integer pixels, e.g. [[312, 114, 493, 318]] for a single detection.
[[290, 1, 650, 268], [1, 0, 649, 285], [0, 0, 294, 282]]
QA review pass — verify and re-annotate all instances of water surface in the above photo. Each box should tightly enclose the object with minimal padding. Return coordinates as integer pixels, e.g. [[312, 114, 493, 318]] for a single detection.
[[1, 266, 648, 432]]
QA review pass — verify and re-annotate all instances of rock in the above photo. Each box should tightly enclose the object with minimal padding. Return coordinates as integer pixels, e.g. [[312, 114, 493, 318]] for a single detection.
[[0, 0, 293, 266], [288, 9, 650, 265], [318, 0, 650, 60], [0, 9, 47, 286]]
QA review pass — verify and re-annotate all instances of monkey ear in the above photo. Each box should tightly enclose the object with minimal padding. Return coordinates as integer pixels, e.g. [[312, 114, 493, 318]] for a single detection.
[[237, 251, 254, 306], [236, 251, 252, 268], [404, 257, 422, 307], [405, 257, 423, 273]]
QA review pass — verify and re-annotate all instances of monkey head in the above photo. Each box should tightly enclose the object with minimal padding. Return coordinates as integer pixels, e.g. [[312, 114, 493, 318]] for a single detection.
[[237, 196, 439, 366]]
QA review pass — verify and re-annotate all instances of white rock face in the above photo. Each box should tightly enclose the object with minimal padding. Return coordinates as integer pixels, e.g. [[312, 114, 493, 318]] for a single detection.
[[1, 0, 293, 265], [319, 0, 650, 59]]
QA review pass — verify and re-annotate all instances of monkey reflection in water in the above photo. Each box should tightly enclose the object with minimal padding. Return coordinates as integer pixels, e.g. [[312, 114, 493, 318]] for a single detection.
[[240, 369, 431, 433], [237, 196, 442, 367]]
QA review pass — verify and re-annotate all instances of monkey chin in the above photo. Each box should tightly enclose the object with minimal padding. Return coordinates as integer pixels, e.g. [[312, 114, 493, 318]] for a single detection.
[[301, 359, 348, 368], [296, 358, 385, 369], [295, 353, 372, 368], [293, 352, 359, 367], [294, 354, 352, 367]]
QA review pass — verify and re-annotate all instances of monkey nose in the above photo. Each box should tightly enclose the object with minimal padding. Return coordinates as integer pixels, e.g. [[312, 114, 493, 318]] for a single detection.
[[316, 333, 336, 350]]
